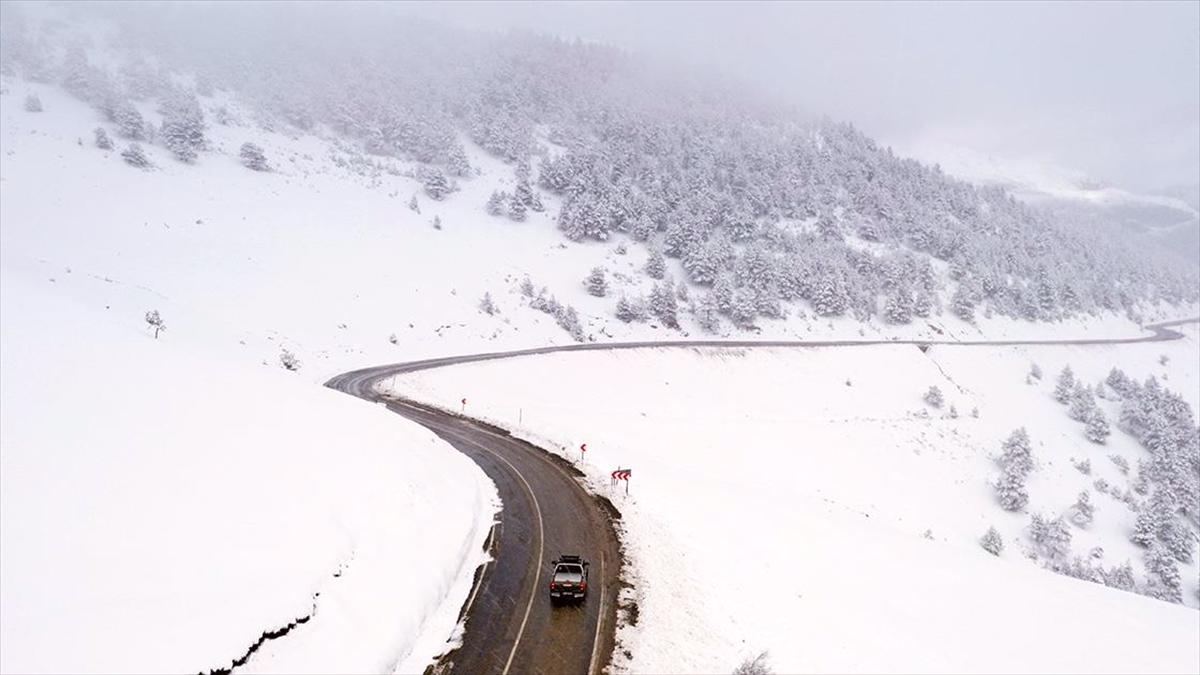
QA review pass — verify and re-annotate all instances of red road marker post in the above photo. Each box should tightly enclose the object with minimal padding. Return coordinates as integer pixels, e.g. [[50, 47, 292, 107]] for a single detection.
[[611, 468, 631, 495], [580, 443, 587, 462], [461, 397, 467, 414]]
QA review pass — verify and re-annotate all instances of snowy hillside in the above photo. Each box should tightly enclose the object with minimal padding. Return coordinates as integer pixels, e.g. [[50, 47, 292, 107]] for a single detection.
[[0, 267, 498, 673], [385, 332, 1200, 673], [2, 3, 1198, 674]]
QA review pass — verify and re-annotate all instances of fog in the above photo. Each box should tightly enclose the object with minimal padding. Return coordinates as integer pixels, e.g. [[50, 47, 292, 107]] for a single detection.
[[415, 1, 1199, 197]]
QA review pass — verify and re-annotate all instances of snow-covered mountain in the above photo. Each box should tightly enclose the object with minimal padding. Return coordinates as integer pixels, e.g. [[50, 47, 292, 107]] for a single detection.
[[896, 138, 1200, 265], [2, 2, 1197, 673]]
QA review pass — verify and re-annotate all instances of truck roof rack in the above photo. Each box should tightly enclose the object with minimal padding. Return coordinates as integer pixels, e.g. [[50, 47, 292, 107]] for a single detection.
[[557, 554, 584, 564]]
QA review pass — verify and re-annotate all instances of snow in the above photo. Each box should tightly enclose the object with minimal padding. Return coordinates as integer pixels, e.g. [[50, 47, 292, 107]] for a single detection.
[[2, 58, 1198, 673], [0, 266, 498, 674], [384, 329, 1200, 674], [0, 83, 506, 672]]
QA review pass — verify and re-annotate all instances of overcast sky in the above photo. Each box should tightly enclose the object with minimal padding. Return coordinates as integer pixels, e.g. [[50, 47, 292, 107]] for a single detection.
[[414, 1, 1199, 196]]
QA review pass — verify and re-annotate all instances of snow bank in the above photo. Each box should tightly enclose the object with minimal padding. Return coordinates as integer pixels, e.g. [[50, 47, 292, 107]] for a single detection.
[[0, 268, 498, 673], [385, 335, 1200, 674]]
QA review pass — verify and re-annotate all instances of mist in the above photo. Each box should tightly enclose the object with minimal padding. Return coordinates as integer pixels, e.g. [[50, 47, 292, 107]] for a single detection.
[[415, 1, 1200, 197]]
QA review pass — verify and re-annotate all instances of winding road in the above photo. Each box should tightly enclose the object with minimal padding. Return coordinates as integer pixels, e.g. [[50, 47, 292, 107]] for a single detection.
[[325, 316, 1197, 675]]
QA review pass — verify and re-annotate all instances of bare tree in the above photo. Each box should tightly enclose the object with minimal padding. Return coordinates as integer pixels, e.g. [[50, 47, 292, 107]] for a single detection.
[[144, 309, 166, 338], [279, 349, 301, 371], [733, 652, 774, 675]]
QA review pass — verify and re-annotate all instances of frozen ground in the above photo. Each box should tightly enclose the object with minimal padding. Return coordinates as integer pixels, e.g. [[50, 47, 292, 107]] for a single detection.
[[0, 81, 507, 673], [0, 269, 498, 674], [2, 65, 1198, 674], [385, 326, 1200, 674]]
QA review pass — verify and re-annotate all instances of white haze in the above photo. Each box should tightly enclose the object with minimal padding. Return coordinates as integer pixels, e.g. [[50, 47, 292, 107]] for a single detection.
[[416, 0, 1200, 199]]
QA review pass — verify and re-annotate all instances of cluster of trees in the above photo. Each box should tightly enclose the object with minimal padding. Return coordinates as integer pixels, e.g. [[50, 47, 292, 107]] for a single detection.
[[486, 171, 545, 221], [521, 277, 584, 341], [1053, 366, 1111, 444], [1104, 369, 1198, 602], [4, 3, 1197, 334], [538, 112, 1196, 329]]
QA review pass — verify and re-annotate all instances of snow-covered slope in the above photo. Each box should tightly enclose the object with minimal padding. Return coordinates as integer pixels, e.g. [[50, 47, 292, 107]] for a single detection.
[[385, 332, 1200, 673], [0, 85, 508, 672], [0, 267, 498, 673], [2, 26, 1198, 675]]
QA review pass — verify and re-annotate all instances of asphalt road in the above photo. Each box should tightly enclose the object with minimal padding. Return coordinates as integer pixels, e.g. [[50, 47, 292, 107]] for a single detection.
[[326, 367, 622, 675], [325, 316, 1197, 675]]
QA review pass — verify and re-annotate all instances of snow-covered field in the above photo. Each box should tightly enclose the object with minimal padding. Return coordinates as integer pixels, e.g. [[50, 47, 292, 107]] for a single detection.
[[0, 80, 515, 673], [0, 269, 498, 673], [3, 49, 1198, 674], [385, 328, 1200, 674]]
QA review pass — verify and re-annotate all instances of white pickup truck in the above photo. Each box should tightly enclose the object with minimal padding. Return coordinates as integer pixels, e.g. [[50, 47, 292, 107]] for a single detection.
[[548, 554, 589, 604]]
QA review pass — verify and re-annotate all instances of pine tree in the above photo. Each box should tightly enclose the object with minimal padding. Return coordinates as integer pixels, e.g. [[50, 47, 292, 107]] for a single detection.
[[884, 288, 913, 324], [408, 194, 420, 213], [479, 292, 498, 315], [160, 90, 205, 163], [692, 293, 720, 333], [239, 142, 269, 171], [1160, 518, 1196, 564], [1054, 365, 1076, 403], [557, 305, 585, 342], [1131, 488, 1172, 547], [1029, 514, 1072, 560], [445, 143, 471, 177], [729, 287, 758, 327], [513, 178, 534, 208], [584, 267, 608, 297], [811, 272, 849, 317], [1085, 409, 1110, 444], [912, 288, 933, 318], [649, 280, 680, 329], [980, 526, 1004, 556], [1068, 384, 1096, 421], [121, 143, 150, 169], [712, 273, 735, 315], [486, 191, 507, 216], [645, 248, 667, 280], [683, 242, 718, 286], [423, 169, 451, 201], [951, 283, 975, 322], [1070, 491, 1095, 527], [995, 470, 1028, 511], [508, 194, 527, 221], [112, 99, 145, 139], [23, 93, 42, 112], [999, 428, 1033, 477], [615, 295, 647, 323], [1106, 368, 1130, 397], [1143, 543, 1182, 603], [923, 385, 944, 409], [93, 127, 112, 150], [1100, 561, 1136, 592]]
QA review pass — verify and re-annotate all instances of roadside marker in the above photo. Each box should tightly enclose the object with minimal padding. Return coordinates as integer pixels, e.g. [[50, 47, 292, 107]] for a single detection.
[[610, 468, 631, 494]]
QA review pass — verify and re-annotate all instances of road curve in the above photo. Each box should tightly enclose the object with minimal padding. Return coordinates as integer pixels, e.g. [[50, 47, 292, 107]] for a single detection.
[[326, 367, 623, 675], [325, 316, 1197, 674]]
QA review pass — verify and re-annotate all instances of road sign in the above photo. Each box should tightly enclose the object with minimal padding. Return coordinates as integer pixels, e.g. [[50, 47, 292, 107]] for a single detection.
[[611, 468, 632, 494]]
